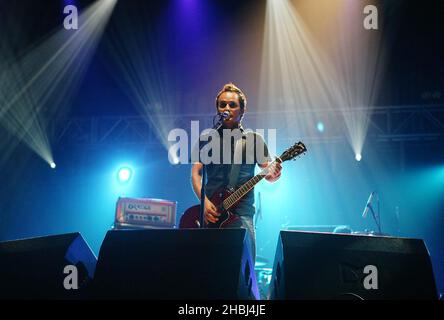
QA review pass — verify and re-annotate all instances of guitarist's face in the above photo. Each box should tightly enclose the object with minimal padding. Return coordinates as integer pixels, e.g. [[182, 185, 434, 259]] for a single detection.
[[217, 92, 244, 129]]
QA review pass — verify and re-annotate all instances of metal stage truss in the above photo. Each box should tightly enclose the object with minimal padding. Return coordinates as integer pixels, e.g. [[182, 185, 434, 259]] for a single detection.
[[52, 104, 444, 148]]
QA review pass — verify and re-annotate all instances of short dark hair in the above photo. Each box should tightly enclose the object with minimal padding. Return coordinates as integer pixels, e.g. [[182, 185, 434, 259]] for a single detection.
[[215, 83, 247, 110]]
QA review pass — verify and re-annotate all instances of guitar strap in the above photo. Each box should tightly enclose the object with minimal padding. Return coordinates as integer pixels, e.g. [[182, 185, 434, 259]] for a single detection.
[[227, 134, 246, 190]]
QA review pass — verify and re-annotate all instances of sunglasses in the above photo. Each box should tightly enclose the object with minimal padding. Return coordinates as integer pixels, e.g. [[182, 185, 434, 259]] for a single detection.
[[218, 101, 239, 109]]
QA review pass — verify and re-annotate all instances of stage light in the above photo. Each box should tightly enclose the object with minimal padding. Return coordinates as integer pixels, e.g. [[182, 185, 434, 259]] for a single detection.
[[316, 121, 325, 133], [355, 153, 362, 162], [259, 0, 385, 163], [0, 0, 117, 169], [168, 146, 181, 165], [117, 167, 133, 184], [50, 162, 57, 169]]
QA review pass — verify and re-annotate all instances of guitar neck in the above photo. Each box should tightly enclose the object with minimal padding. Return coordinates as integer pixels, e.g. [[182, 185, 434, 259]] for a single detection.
[[222, 159, 280, 210]]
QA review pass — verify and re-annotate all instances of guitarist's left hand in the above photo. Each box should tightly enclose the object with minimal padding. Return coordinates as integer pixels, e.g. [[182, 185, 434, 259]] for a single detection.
[[263, 161, 282, 182]]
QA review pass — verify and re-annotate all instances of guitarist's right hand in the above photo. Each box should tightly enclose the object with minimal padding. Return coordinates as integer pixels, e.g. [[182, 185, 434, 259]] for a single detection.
[[204, 198, 220, 224]]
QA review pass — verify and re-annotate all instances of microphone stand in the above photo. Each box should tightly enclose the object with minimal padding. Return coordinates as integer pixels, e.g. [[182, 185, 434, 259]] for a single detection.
[[367, 192, 382, 235], [255, 192, 262, 226], [198, 114, 226, 228]]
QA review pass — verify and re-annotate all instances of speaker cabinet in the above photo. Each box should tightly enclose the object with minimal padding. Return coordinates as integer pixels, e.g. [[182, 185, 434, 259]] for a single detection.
[[92, 229, 259, 299], [0, 233, 97, 299], [270, 231, 438, 300]]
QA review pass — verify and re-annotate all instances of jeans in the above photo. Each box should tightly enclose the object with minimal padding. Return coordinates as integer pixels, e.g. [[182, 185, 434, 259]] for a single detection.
[[238, 215, 256, 263]]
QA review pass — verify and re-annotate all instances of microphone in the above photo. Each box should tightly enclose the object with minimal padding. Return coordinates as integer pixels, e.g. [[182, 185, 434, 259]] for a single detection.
[[362, 191, 375, 218], [218, 111, 230, 120], [212, 111, 231, 130]]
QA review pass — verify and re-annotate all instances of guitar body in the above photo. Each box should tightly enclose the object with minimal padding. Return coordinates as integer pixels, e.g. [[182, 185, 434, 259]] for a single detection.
[[179, 188, 241, 229], [179, 141, 307, 229]]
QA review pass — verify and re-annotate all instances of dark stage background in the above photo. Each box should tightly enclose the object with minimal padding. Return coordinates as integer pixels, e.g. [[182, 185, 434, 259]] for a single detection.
[[0, 0, 443, 295]]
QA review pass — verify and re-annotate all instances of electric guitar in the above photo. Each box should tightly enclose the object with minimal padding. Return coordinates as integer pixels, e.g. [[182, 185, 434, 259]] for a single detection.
[[179, 141, 307, 229]]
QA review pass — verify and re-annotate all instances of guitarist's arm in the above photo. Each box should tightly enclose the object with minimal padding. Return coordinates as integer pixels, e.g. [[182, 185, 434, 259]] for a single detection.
[[259, 161, 282, 183], [253, 131, 282, 182], [191, 163, 220, 223]]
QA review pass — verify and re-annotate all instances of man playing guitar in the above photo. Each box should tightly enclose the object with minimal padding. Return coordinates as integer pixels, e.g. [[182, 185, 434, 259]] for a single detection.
[[189, 83, 282, 259]]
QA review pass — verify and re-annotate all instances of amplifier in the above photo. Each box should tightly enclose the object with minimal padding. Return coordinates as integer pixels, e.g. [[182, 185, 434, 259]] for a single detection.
[[114, 197, 177, 229]]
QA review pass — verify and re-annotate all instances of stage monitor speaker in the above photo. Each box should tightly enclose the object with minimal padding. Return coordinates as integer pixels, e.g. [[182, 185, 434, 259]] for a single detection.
[[270, 231, 438, 300], [92, 229, 259, 299], [0, 233, 97, 299]]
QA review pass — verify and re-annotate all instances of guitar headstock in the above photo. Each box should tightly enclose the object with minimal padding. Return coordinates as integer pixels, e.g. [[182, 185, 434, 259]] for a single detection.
[[279, 141, 307, 162]]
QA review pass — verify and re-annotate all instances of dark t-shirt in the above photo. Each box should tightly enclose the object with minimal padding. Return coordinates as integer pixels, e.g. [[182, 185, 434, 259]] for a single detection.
[[194, 128, 270, 217]]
